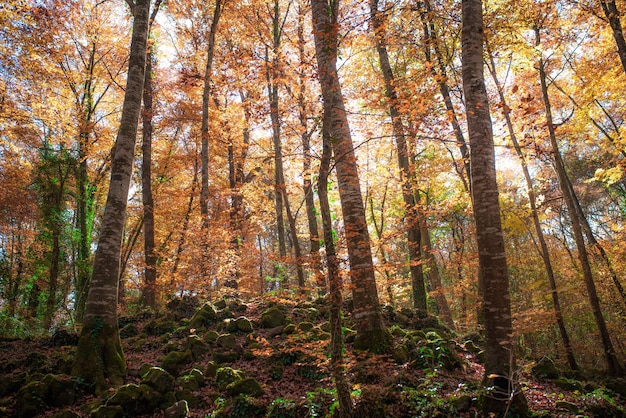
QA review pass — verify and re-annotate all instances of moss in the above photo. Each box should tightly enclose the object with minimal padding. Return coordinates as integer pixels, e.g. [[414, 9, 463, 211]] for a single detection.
[[185, 335, 209, 360], [215, 367, 243, 389], [141, 367, 175, 393], [71, 320, 126, 393], [189, 303, 218, 329], [15, 381, 47, 418], [260, 306, 288, 328], [106, 384, 145, 415], [297, 322, 315, 332], [165, 400, 189, 418], [531, 356, 560, 380], [227, 377, 263, 396], [90, 405, 125, 418], [204, 330, 220, 343], [235, 317, 254, 333], [216, 333, 237, 350], [353, 327, 392, 354], [392, 344, 410, 364], [205, 361, 218, 378]]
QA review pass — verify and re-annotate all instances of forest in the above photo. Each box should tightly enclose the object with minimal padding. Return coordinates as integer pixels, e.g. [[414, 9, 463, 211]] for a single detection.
[[1, 0, 626, 416]]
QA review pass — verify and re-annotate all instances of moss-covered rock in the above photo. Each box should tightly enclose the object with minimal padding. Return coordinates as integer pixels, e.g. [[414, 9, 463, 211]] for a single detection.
[[235, 317, 254, 333], [227, 377, 263, 396], [204, 330, 220, 343], [144, 319, 177, 336], [175, 389, 201, 408], [393, 344, 410, 364], [165, 400, 189, 418], [141, 367, 176, 393], [552, 377, 583, 392], [178, 369, 204, 391], [205, 361, 219, 378], [267, 398, 301, 418], [185, 335, 209, 360], [106, 384, 145, 415], [216, 333, 237, 350], [225, 318, 239, 333], [90, 405, 125, 418], [297, 322, 315, 332], [353, 327, 392, 354], [15, 380, 48, 418], [450, 394, 472, 413], [213, 351, 241, 363], [167, 296, 200, 320], [282, 324, 296, 334], [160, 350, 193, 376], [119, 323, 139, 339], [215, 367, 244, 389], [211, 395, 266, 418], [0, 371, 26, 397], [532, 356, 560, 380], [52, 409, 81, 418], [260, 306, 288, 328], [556, 400, 579, 414], [41, 374, 79, 407], [189, 303, 218, 329]]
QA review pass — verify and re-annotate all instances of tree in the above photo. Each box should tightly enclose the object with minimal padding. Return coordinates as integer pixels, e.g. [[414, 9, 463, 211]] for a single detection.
[[311, 0, 390, 352], [72, 0, 151, 391], [461, 0, 528, 414]]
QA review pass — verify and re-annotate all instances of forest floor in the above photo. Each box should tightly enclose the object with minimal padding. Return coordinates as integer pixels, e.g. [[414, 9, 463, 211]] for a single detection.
[[1, 295, 625, 417]]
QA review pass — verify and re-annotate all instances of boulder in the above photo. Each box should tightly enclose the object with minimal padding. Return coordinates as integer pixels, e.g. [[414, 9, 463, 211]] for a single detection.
[[226, 377, 263, 396], [141, 367, 176, 393], [165, 400, 189, 418], [189, 303, 218, 329], [160, 350, 193, 376], [531, 357, 560, 380], [260, 306, 288, 328]]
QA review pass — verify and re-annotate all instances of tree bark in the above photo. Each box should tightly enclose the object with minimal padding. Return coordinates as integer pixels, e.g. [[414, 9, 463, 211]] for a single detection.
[[535, 26, 623, 376], [311, 0, 390, 353], [369, 0, 427, 312], [485, 45, 578, 371], [462, 0, 528, 414], [319, 112, 353, 418], [601, 1, 626, 74], [72, 0, 150, 392]]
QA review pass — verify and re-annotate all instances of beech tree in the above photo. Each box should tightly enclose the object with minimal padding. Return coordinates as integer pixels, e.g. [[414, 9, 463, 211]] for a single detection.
[[72, 0, 151, 391], [461, 0, 528, 414], [311, 0, 390, 352]]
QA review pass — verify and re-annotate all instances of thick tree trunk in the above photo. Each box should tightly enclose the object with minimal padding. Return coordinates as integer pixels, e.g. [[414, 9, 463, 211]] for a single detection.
[[72, 0, 150, 392], [311, 0, 390, 353], [535, 26, 623, 376], [461, 0, 528, 414], [485, 46, 578, 371], [370, 0, 427, 312]]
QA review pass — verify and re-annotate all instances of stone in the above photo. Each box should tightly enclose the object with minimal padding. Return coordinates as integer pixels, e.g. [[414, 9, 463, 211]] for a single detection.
[[392, 344, 410, 364], [185, 335, 209, 360], [216, 333, 237, 350], [165, 400, 189, 418], [226, 377, 263, 396], [90, 405, 124, 418], [52, 409, 81, 418], [15, 381, 47, 418], [204, 330, 220, 343], [160, 350, 193, 376], [531, 356, 560, 380], [106, 384, 145, 415], [450, 394, 472, 413], [556, 400, 579, 413], [215, 367, 243, 389], [188, 303, 218, 329], [141, 367, 176, 393], [205, 361, 219, 378], [235, 317, 253, 333], [297, 322, 315, 332], [41, 374, 77, 407], [260, 306, 288, 328]]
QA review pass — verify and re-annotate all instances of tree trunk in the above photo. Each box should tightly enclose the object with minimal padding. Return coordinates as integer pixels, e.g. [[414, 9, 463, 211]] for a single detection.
[[311, 0, 390, 353], [601, 1, 626, 74], [200, 0, 223, 289], [141, 44, 157, 309], [297, 3, 324, 294], [462, 0, 528, 414], [485, 45, 578, 371], [319, 112, 353, 418], [72, 0, 150, 392], [535, 26, 623, 376], [370, 0, 427, 312]]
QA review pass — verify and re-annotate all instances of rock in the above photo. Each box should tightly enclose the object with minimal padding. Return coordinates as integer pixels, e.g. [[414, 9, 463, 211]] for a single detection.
[[204, 330, 220, 343], [185, 335, 209, 360], [235, 317, 253, 333], [15, 381, 48, 418], [144, 319, 177, 336], [175, 389, 200, 408], [178, 370, 204, 391], [552, 377, 583, 392], [260, 306, 288, 328], [297, 322, 315, 332], [393, 344, 410, 364], [556, 400, 579, 413], [225, 319, 239, 333], [282, 324, 296, 335], [189, 303, 218, 329], [167, 296, 200, 320], [138, 363, 154, 377], [52, 409, 81, 418], [138, 383, 161, 412], [165, 400, 189, 418], [226, 377, 263, 396], [214, 299, 227, 309], [160, 350, 193, 376], [119, 323, 139, 339], [51, 329, 79, 346], [216, 333, 237, 350], [319, 321, 331, 333], [531, 356, 560, 380], [141, 367, 176, 393], [605, 377, 626, 397], [205, 361, 219, 378], [90, 405, 124, 418], [41, 374, 78, 407], [212, 395, 266, 418], [267, 398, 299, 418], [106, 384, 145, 415], [213, 351, 240, 363], [215, 367, 243, 389], [267, 325, 285, 338], [450, 394, 472, 413], [0, 372, 26, 397]]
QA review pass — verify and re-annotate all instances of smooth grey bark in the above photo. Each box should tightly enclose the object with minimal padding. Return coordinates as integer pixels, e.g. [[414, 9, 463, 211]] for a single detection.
[[369, 0, 427, 312], [535, 26, 623, 376], [72, 0, 150, 391], [311, 0, 390, 353], [485, 45, 578, 371], [462, 0, 528, 414]]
